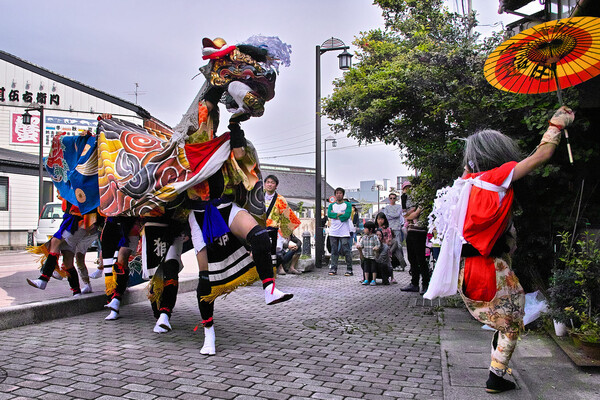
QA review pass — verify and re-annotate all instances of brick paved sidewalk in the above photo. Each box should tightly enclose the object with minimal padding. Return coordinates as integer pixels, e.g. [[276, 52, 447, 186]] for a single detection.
[[0, 267, 444, 399]]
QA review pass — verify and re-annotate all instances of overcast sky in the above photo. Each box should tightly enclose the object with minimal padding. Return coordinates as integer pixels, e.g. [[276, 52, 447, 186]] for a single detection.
[[1, 0, 529, 189]]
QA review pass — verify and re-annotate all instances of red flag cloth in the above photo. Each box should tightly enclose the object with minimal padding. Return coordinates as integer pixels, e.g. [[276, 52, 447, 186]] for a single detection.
[[185, 133, 230, 174]]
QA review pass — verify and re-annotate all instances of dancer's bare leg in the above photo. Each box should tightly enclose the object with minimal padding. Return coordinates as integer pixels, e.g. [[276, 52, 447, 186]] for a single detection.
[[75, 252, 92, 293]]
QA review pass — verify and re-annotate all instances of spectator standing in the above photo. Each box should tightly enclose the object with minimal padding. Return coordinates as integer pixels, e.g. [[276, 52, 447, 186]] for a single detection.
[[400, 181, 430, 294], [327, 187, 354, 276], [357, 221, 380, 285], [264, 175, 302, 275], [375, 212, 398, 284], [382, 192, 408, 271], [374, 229, 390, 285], [350, 205, 359, 244]]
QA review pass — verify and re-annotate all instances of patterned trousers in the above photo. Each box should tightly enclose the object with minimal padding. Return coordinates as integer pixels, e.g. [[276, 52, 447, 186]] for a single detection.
[[458, 256, 525, 376]]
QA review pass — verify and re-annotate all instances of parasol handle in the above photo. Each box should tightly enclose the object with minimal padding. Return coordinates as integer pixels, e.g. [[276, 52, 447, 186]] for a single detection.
[[551, 64, 573, 164], [564, 128, 574, 164], [551, 63, 564, 106]]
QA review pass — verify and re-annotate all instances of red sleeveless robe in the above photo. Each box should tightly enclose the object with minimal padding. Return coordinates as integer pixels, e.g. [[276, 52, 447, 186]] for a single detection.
[[462, 161, 517, 301]]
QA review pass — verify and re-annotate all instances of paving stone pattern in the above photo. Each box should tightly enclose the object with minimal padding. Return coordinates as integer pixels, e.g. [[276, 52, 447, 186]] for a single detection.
[[0, 267, 443, 399]]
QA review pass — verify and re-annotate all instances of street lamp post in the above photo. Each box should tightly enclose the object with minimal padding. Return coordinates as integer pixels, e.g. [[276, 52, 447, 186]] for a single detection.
[[372, 184, 383, 215], [323, 137, 337, 207], [22, 105, 45, 216], [315, 38, 352, 268]]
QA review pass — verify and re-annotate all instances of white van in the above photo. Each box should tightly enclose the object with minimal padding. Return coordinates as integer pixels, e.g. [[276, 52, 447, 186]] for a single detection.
[[34, 201, 63, 245]]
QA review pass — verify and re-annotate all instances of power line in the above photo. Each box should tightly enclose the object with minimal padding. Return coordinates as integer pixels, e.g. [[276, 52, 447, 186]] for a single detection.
[[259, 142, 389, 159], [249, 122, 315, 145], [257, 135, 315, 152], [260, 142, 317, 154], [249, 122, 338, 146], [251, 129, 314, 146], [259, 136, 356, 154]]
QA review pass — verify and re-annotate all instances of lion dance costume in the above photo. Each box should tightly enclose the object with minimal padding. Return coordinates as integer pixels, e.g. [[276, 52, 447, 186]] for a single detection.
[[32, 35, 294, 351]]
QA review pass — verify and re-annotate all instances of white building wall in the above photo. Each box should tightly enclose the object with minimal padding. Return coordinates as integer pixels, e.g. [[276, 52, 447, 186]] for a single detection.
[[0, 172, 39, 230], [0, 55, 144, 248], [1, 57, 142, 156]]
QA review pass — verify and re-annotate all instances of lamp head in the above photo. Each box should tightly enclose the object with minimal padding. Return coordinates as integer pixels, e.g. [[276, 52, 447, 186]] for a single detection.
[[338, 49, 353, 70], [22, 110, 32, 125]]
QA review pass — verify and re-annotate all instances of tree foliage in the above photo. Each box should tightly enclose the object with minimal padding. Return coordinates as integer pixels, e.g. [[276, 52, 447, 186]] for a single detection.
[[323, 0, 600, 290]]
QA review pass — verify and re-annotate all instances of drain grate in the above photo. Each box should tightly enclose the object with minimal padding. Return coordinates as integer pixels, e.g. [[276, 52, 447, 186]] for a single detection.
[[303, 317, 393, 335]]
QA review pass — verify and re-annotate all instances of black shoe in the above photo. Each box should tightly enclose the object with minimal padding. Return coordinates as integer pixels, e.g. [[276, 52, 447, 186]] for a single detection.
[[344, 271, 353, 276], [328, 271, 337, 276], [420, 286, 428, 295], [485, 371, 516, 393], [400, 283, 419, 292], [382, 280, 390, 285]]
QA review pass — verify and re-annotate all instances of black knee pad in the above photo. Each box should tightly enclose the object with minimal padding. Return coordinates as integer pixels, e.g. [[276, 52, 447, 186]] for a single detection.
[[163, 259, 180, 281], [246, 225, 271, 255], [246, 225, 275, 280]]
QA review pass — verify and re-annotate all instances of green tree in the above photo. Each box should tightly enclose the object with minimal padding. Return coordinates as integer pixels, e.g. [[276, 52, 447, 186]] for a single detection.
[[323, 0, 600, 290], [296, 201, 305, 216]]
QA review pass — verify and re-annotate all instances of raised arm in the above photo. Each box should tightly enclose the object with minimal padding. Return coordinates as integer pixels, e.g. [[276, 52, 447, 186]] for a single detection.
[[512, 106, 574, 182], [228, 122, 247, 160]]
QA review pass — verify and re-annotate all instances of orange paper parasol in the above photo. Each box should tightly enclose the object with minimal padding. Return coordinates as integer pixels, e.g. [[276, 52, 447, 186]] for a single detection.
[[484, 16, 600, 102], [484, 16, 600, 163]]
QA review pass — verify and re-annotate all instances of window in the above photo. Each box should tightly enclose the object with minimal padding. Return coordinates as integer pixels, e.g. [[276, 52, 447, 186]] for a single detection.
[[0, 176, 8, 211]]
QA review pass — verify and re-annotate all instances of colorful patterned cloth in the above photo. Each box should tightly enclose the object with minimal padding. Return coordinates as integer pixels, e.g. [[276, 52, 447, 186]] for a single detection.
[[266, 194, 300, 239], [42, 33, 290, 302], [97, 117, 231, 217], [45, 134, 99, 215]]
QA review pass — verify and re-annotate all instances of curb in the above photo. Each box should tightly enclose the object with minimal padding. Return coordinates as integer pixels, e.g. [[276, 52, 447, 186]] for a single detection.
[[0, 276, 199, 331], [438, 308, 535, 400]]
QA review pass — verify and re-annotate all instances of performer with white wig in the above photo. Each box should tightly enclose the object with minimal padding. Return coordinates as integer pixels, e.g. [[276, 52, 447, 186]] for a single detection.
[[425, 106, 574, 393]]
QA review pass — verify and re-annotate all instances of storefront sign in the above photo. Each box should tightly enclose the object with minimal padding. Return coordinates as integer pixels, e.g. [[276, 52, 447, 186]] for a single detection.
[[11, 113, 98, 146], [0, 87, 59, 106]]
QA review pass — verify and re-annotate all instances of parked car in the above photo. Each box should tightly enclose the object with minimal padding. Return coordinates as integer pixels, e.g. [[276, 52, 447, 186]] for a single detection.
[[34, 201, 62, 245]]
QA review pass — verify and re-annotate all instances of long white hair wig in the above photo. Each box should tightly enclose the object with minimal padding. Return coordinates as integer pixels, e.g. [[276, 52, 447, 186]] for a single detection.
[[463, 129, 523, 173]]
